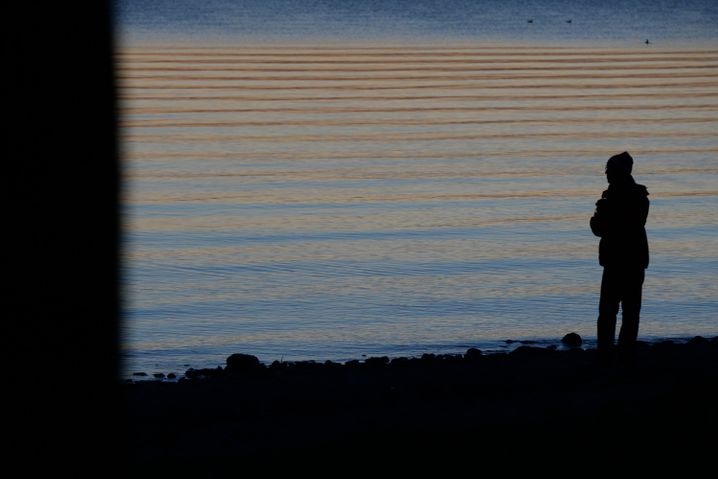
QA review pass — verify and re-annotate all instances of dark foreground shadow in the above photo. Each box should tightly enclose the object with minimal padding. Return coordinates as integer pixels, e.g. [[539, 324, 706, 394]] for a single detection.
[[127, 338, 718, 473], [5, 2, 119, 475]]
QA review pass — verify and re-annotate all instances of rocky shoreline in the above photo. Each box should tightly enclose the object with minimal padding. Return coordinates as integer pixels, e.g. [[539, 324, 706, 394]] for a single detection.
[[126, 335, 718, 472]]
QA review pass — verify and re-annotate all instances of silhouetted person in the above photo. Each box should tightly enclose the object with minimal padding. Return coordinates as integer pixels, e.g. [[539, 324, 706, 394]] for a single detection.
[[590, 152, 649, 363]]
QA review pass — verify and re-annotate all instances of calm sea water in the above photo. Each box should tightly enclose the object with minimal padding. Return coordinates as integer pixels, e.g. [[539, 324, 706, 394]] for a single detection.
[[116, 1, 718, 377]]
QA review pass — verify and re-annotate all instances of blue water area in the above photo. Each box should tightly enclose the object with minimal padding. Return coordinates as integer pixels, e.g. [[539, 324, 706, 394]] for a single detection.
[[114, 0, 718, 44], [116, 1, 718, 377]]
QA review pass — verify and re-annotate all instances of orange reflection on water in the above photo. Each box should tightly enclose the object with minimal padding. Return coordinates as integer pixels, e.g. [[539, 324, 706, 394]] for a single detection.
[[121, 43, 718, 368]]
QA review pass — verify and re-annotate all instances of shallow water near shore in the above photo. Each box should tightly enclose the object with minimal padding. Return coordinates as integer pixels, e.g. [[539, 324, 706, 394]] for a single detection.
[[117, 2, 718, 378]]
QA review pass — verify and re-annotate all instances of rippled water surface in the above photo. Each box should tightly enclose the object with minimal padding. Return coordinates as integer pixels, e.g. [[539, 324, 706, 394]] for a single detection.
[[117, 3, 718, 376]]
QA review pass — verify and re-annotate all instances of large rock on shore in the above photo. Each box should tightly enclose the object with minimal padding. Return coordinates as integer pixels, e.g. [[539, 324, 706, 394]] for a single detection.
[[225, 353, 263, 373], [561, 332, 583, 348], [464, 347, 483, 361]]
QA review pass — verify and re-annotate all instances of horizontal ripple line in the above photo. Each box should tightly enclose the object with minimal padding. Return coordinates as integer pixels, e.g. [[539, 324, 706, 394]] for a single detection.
[[125, 129, 716, 143], [127, 190, 718, 206], [118, 79, 718, 92], [126, 146, 718, 161], [122, 103, 718, 115], [120, 92, 718, 106], [118, 64, 718, 77], [118, 48, 718, 57], [120, 116, 718, 129], [125, 165, 718, 181], [117, 55, 718, 67], [118, 71, 718, 82]]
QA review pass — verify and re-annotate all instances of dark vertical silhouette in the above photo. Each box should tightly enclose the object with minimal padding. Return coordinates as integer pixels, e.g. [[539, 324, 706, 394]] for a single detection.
[[590, 152, 649, 362], [4, 1, 119, 474]]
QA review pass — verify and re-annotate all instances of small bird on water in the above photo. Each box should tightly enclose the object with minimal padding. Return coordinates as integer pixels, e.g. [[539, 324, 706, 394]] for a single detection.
[[566, 19, 572, 23], [645, 39, 651, 44]]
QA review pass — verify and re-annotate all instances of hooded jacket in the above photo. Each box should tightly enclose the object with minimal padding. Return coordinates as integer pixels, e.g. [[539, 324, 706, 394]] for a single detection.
[[590, 175, 649, 269]]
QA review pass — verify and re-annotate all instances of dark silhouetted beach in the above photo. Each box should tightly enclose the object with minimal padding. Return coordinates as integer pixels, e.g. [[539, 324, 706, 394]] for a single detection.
[[126, 336, 717, 472]]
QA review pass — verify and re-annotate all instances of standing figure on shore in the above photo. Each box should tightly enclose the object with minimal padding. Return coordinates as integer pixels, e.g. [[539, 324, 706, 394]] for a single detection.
[[590, 152, 649, 362]]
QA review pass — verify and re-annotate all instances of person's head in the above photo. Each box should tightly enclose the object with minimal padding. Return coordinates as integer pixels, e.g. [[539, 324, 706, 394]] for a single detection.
[[605, 151, 633, 184]]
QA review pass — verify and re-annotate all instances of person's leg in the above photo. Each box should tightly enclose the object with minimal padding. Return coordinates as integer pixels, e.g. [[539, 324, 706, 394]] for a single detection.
[[617, 268, 645, 358], [597, 267, 620, 355]]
